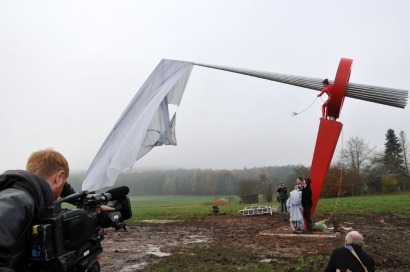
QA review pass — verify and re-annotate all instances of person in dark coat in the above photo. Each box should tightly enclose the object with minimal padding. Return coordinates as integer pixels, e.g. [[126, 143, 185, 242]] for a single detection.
[[0, 148, 75, 271], [301, 178, 313, 232], [276, 183, 288, 213], [324, 230, 375, 272]]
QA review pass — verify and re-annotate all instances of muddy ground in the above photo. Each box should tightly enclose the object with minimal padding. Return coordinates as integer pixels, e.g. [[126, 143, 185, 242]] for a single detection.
[[98, 212, 410, 271]]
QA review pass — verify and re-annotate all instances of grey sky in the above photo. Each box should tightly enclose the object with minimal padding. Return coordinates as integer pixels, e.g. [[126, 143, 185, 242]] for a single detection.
[[1, 1, 409, 174]]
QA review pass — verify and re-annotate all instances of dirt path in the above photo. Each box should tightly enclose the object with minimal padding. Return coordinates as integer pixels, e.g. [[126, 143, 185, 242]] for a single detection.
[[98, 213, 410, 271]]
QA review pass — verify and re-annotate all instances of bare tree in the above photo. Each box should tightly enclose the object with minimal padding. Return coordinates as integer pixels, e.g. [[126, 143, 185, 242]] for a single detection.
[[237, 178, 260, 203], [292, 164, 310, 179], [399, 130, 409, 176], [237, 179, 259, 196], [258, 174, 273, 202], [322, 163, 347, 198], [339, 136, 376, 195]]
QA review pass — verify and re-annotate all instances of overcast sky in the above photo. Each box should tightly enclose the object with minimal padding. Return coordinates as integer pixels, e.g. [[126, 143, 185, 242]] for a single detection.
[[1, 1, 409, 175]]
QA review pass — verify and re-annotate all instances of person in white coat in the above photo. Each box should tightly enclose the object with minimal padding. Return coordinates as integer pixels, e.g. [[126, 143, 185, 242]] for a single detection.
[[286, 186, 304, 231]]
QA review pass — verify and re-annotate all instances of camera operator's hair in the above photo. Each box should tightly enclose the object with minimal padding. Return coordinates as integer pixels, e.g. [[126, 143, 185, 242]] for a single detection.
[[345, 231, 364, 247], [26, 148, 69, 179]]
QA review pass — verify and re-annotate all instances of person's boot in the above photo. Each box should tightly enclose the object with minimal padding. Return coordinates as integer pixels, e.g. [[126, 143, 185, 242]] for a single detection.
[[307, 221, 313, 233], [332, 217, 339, 232]]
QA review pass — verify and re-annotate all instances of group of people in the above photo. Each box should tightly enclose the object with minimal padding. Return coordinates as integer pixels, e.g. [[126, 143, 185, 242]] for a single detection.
[[277, 178, 375, 271], [277, 177, 313, 233]]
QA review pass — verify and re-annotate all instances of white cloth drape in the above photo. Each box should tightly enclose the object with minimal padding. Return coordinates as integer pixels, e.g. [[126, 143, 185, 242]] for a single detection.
[[82, 60, 193, 191]]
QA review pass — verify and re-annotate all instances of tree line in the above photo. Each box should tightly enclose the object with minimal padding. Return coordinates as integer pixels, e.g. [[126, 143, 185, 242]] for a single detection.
[[69, 129, 410, 198], [68, 166, 296, 195], [322, 129, 410, 197]]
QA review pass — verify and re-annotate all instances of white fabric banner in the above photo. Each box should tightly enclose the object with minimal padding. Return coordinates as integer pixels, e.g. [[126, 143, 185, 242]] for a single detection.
[[82, 60, 193, 191]]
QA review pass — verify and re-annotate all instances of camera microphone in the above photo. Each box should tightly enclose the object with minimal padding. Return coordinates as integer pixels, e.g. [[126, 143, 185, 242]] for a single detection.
[[87, 186, 130, 202], [105, 186, 129, 201]]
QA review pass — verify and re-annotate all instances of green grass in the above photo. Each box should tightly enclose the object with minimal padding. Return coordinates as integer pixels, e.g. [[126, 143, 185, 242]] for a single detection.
[[125, 192, 410, 223], [128, 195, 251, 222], [316, 193, 410, 218], [62, 192, 410, 222], [130, 195, 237, 207]]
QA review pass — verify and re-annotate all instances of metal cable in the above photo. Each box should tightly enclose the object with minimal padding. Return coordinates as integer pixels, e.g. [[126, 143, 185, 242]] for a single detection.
[[192, 62, 408, 109]]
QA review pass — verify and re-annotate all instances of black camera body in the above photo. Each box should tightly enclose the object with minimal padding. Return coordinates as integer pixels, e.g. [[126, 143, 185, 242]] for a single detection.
[[29, 186, 132, 272]]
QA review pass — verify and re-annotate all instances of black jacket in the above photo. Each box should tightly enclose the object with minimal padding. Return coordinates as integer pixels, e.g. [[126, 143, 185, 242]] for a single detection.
[[324, 244, 375, 272], [301, 185, 312, 208], [276, 186, 288, 200], [0, 170, 75, 271]]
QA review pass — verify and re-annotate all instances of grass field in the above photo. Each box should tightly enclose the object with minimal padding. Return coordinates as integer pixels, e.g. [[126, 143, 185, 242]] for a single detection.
[[129, 195, 245, 221], [127, 192, 410, 223]]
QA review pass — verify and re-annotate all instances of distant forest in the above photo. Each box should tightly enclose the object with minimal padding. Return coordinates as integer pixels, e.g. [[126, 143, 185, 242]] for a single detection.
[[67, 129, 410, 198], [68, 165, 301, 196]]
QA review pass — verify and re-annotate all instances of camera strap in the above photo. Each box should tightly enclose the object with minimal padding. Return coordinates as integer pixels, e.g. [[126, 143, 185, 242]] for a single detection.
[[345, 245, 368, 272]]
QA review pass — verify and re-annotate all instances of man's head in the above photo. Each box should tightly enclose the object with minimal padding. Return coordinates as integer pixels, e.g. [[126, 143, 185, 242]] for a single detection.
[[345, 231, 364, 247], [26, 148, 69, 200], [303, 178, 311, 187], [322, 78, 329, 86]]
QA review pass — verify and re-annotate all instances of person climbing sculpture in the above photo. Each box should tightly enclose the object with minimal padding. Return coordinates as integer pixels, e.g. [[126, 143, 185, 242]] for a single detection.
[[317, 78, 333, 119]]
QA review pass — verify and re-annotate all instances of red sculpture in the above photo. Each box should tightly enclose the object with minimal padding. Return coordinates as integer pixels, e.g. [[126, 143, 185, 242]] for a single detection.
[[309, 58, 352, 218], [194, 57, 407, 222]]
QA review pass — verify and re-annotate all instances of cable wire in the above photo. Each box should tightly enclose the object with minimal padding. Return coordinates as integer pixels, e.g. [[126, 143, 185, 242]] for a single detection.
[[326, 128, 344, 222], [291, 97, 318, 117]]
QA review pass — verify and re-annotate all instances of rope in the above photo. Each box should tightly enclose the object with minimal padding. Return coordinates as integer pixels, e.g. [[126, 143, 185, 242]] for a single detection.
[[326, 128, 344, 222], [291, 97, 318, 117], [319, 95, 328, 102]]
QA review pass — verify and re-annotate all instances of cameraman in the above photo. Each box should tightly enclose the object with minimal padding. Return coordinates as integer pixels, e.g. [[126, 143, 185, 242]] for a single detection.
[[0, 148, 76, 271], [276, 183, 288, 213]]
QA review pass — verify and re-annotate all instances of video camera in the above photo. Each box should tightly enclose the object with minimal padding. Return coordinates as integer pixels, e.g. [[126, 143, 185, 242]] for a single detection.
[[29, 186, 132, 272]]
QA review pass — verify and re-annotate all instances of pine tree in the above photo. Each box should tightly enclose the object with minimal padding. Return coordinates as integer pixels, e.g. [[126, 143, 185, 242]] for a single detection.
[[384, 129, 404, 174]]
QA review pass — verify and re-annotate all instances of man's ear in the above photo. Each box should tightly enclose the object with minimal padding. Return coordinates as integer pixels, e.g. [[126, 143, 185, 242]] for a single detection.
[[56, 170, 65, 183]]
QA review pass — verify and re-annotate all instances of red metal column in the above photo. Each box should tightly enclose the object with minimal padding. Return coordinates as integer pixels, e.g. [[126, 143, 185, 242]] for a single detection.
[[309, 58, 352, 218], [309, 119, 343, 216]]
